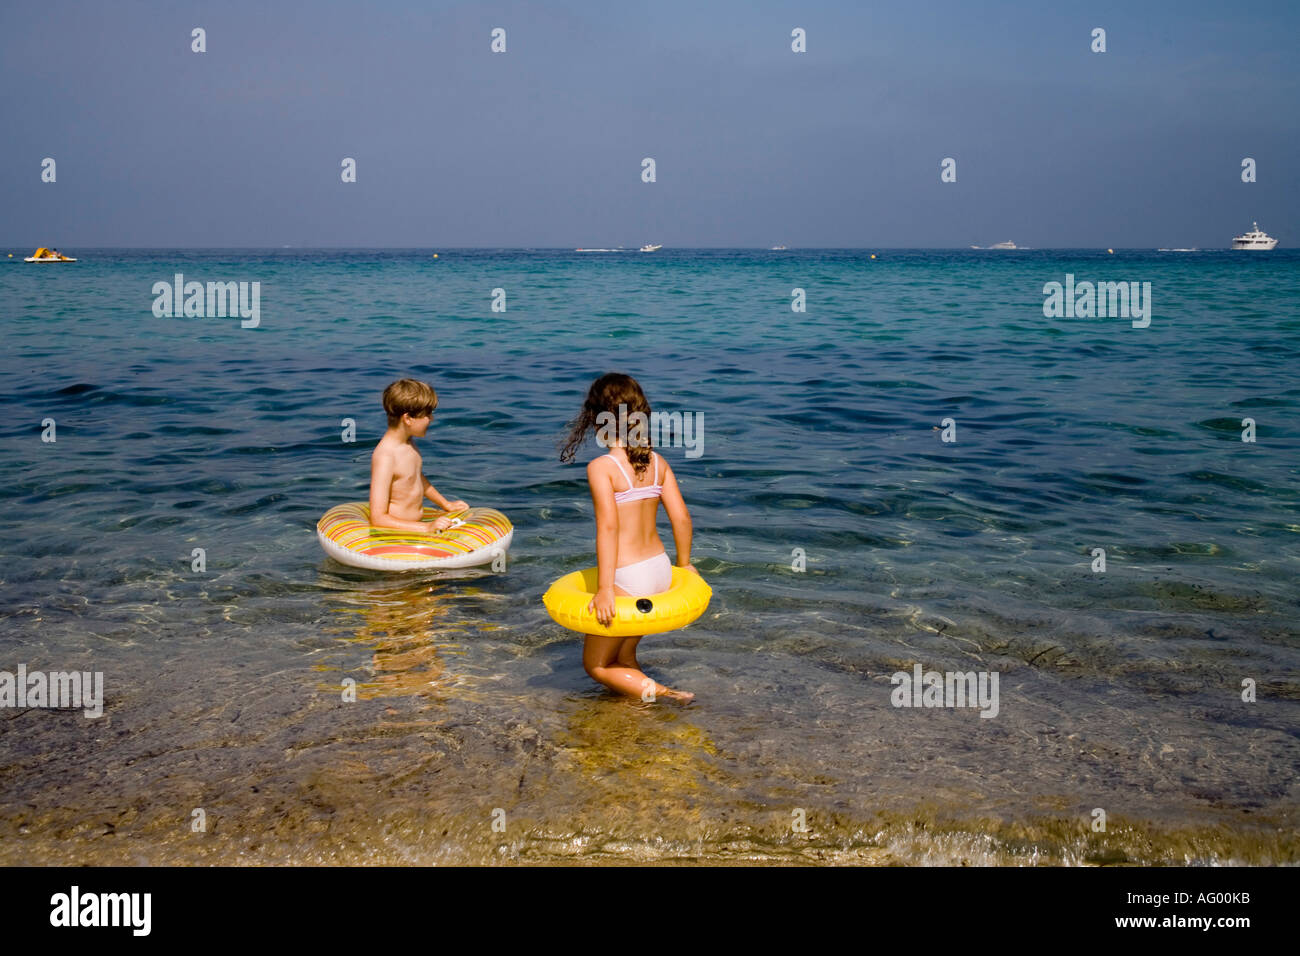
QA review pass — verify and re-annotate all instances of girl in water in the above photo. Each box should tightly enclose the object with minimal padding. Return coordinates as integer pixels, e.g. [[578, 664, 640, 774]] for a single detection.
[[560, 373, 698, 703]]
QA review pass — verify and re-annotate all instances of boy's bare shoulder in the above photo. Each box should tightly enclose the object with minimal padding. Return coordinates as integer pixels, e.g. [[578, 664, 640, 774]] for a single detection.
[[372, 433, 413, 462]]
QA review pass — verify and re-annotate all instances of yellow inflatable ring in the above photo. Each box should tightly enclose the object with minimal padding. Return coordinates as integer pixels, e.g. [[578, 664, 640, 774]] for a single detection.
[[542, 565, 711, 636], [317, 503, 513, 571]]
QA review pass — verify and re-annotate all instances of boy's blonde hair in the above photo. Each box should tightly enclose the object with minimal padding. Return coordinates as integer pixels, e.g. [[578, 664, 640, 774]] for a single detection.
[[382, 379, 438, 428]]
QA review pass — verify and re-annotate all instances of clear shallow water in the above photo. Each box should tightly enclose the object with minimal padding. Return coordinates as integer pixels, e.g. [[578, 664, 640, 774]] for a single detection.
[[0, 248, 1297, 865]]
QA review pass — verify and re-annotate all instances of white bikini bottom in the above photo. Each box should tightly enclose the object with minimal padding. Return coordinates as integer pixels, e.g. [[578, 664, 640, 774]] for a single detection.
[[613, 551, 672, 597]]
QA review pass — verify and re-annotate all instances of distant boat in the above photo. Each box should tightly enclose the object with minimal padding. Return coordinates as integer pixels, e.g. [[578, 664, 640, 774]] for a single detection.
[[1231, 222, 1277, 250], [639, 243, 662, 252], [1157, 248, 1200, 252], [24, 247, 76, 262], [988, 240, 1017, 250], [770, 245, 787, 250], [575, 248, 627, 253]]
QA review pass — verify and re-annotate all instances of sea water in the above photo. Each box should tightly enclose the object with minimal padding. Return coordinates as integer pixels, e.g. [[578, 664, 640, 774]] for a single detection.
[[0, 248, 1296, 864]]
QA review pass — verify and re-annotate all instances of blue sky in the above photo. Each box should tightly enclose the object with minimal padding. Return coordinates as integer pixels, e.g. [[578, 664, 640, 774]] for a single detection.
[[2, 0, 1296, 247]]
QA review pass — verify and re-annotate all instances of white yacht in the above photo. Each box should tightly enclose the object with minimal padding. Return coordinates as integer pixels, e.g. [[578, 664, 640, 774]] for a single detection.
[[1231, 222, 1277, 250], [639, 243, 662, 252], [989, 240, 1017, 250]]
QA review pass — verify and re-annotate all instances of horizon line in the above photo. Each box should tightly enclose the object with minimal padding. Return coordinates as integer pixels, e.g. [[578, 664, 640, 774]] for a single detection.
[[4, 245, 1269, 251]]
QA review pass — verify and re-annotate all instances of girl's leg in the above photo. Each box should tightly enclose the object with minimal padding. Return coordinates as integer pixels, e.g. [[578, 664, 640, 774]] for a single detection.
[[615, 636, 641, 669], [583, 635, 693, 703]]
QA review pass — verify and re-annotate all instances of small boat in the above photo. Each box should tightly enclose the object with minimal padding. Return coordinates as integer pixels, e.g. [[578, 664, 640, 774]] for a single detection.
[[1231, 222, 1277, 250], [988, 240, 1017, 250], [770, 245, 787, 251], [639, 243, 662, 252], [24, 247, 77, 262]]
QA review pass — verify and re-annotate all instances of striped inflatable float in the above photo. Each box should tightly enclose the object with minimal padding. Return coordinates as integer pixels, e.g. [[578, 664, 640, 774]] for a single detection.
[[317, 503, 513, 571]]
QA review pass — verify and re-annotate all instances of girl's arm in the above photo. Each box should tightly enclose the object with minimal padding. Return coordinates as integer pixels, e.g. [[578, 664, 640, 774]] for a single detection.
[[587, 458, 620, 624], [659, 460, 695, 569]]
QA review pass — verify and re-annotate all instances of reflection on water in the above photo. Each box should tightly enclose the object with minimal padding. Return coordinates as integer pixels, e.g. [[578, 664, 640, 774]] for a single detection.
[[320, 576, 468, 702]]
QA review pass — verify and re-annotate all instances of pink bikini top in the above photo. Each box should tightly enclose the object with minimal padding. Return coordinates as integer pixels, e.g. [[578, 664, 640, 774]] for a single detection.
[[607, 452, 662, 504]]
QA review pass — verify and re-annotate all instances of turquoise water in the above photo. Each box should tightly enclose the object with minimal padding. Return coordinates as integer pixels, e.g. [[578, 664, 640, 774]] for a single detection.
[[1, 248, 1297, 864]]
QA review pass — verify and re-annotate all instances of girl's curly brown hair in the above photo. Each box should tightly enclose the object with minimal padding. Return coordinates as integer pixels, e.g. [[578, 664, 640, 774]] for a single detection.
[[559, 373, 654, 476]]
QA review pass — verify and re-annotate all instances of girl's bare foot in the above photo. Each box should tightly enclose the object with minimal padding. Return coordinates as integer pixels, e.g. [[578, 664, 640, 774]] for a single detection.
[[656, 685, 695, 704], [634, 676, 693, 704]]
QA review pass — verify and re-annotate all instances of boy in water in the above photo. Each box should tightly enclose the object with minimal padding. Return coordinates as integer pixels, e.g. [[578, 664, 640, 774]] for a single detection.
[[369, 379, 468, 533]]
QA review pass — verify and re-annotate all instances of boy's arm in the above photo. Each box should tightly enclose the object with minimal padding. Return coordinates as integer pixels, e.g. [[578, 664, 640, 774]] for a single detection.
[[369, 450, 434, 534], [422, 474, 467, 511]]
